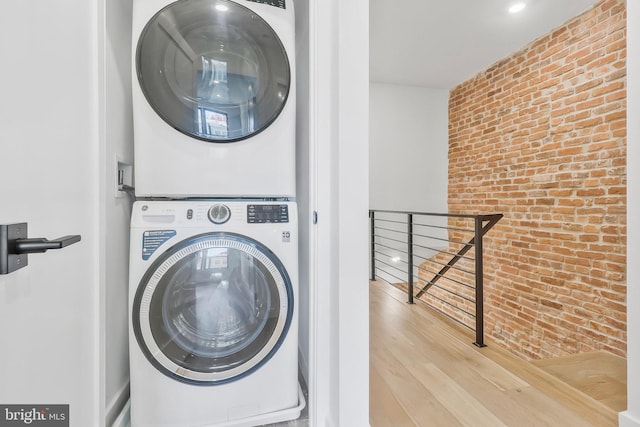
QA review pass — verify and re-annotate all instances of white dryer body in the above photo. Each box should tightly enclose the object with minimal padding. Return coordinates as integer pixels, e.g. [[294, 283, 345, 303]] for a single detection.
[[132, 0, 296, 198], [128, 200, 300, 426]]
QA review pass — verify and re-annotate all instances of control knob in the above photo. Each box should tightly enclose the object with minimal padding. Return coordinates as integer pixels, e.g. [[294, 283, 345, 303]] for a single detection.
[[208, 204, 231, 224]]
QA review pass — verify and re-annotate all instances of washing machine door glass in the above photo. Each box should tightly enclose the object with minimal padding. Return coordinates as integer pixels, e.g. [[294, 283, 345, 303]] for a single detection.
[[136, 0, 290, 142], [133, 233, 293, 385]]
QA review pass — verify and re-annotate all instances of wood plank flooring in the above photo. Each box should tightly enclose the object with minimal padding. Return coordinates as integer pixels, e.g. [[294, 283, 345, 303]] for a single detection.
[[370, 280, 625, 427], [532, 351, 627, 413]]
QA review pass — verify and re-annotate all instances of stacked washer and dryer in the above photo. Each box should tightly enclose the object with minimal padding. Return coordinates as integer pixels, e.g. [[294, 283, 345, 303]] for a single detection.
[[128, 0, 303, 426]]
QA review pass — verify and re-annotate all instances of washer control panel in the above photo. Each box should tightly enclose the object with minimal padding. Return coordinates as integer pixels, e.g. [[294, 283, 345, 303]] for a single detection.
[[246, 0, 286, 9], [247, 204, 289, 223], [208, 204, 231, 224]]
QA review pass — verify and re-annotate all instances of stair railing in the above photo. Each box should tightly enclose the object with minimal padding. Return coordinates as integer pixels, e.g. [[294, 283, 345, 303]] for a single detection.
[[369, 210, 503, 347]]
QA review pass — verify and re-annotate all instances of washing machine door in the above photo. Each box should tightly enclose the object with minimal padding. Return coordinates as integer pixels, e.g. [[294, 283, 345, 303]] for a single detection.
[[136, 0, 290, 142], [132, 232, 293, 385]]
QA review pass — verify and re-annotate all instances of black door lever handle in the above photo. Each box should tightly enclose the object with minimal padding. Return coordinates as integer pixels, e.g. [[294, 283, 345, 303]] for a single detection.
[[15, 235, 82, 254], [1, 223, 82, 274]]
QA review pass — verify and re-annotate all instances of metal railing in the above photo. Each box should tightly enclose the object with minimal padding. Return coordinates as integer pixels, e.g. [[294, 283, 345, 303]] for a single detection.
[[369, 210, 503, 347]]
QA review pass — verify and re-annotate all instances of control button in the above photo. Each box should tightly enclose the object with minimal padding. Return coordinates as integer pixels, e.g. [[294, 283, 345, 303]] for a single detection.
[[186, 209, 193, 220], [208, 204, 231, 224]]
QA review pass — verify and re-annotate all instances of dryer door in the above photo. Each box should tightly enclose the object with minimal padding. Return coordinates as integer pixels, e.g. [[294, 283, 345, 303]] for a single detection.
[[132, 232, 293, 385], [136, 0, 290, 142]]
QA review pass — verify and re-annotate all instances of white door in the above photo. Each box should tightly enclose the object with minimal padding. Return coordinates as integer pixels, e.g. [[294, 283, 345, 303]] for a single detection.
[[0, 1, 100, 426]]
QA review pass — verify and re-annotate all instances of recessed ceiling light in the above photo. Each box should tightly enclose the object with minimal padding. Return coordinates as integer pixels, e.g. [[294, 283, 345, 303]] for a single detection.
[[509, 2, 526, 14]]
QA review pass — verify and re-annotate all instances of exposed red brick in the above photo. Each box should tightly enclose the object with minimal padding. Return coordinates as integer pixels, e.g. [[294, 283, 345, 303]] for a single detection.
[[441, 0, 627, 360]]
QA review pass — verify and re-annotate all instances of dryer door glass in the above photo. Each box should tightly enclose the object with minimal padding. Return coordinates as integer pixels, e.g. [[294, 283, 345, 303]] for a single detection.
[[136, 0, 290, 142], [133, 233, 293, 385]]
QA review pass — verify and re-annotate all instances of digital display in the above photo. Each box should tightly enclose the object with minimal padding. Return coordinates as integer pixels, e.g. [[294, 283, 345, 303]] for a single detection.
[[247, 205, 289, 223]]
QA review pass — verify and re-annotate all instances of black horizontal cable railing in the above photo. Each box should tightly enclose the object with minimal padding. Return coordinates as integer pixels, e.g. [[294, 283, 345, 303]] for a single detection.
[[369, 210, 503, 347]]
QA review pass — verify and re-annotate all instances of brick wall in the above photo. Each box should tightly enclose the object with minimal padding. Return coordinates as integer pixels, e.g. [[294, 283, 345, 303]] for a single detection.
[[446, 0, 627, 359]]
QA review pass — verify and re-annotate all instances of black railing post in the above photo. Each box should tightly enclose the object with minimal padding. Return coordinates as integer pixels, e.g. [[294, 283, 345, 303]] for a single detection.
[[407, 214, 414, 304], [474, 216, 486, 347], [370, 211, 376, 281]]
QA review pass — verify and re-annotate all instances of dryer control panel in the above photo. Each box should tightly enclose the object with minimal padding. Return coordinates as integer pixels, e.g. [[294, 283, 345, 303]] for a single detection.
[[246, 0, 286, 9], [247, 204, 289, 223]]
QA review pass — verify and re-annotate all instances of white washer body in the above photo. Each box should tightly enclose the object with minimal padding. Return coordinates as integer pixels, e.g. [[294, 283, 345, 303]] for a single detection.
[[129, 200, 299, 426], [132, 0, 296, 198]]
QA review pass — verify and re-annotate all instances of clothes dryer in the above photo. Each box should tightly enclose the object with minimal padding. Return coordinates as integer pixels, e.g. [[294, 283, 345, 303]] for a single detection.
[[128, 200, 302, 426], [132, 0, 296, 198]]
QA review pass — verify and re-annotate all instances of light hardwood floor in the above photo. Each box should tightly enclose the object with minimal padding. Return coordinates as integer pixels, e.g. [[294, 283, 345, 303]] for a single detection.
[[531, 351, 627, 413], [370, 280, 626, 427]]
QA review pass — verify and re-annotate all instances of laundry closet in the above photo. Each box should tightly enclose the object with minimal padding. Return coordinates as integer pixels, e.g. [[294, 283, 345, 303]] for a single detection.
[[0, 0, 370, 426]]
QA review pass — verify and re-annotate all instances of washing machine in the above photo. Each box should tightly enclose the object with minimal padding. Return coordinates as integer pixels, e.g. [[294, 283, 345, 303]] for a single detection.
[[128, 200, 303, 426], [132, 0, 296, 198]]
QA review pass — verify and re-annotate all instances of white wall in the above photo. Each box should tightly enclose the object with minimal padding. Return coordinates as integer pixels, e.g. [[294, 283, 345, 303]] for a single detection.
[[369, 83, 448, 213], [620, 1, 640, 426], [100, 0, 134, 425], [307, 0, 370, 425], [334, 0, 370, 427], [307, 0, 339, 423], [336, 2, 370, 424]]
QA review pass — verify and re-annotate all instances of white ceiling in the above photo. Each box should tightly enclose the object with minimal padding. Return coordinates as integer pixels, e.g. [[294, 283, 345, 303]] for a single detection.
[[369, 0, 599, 89]]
